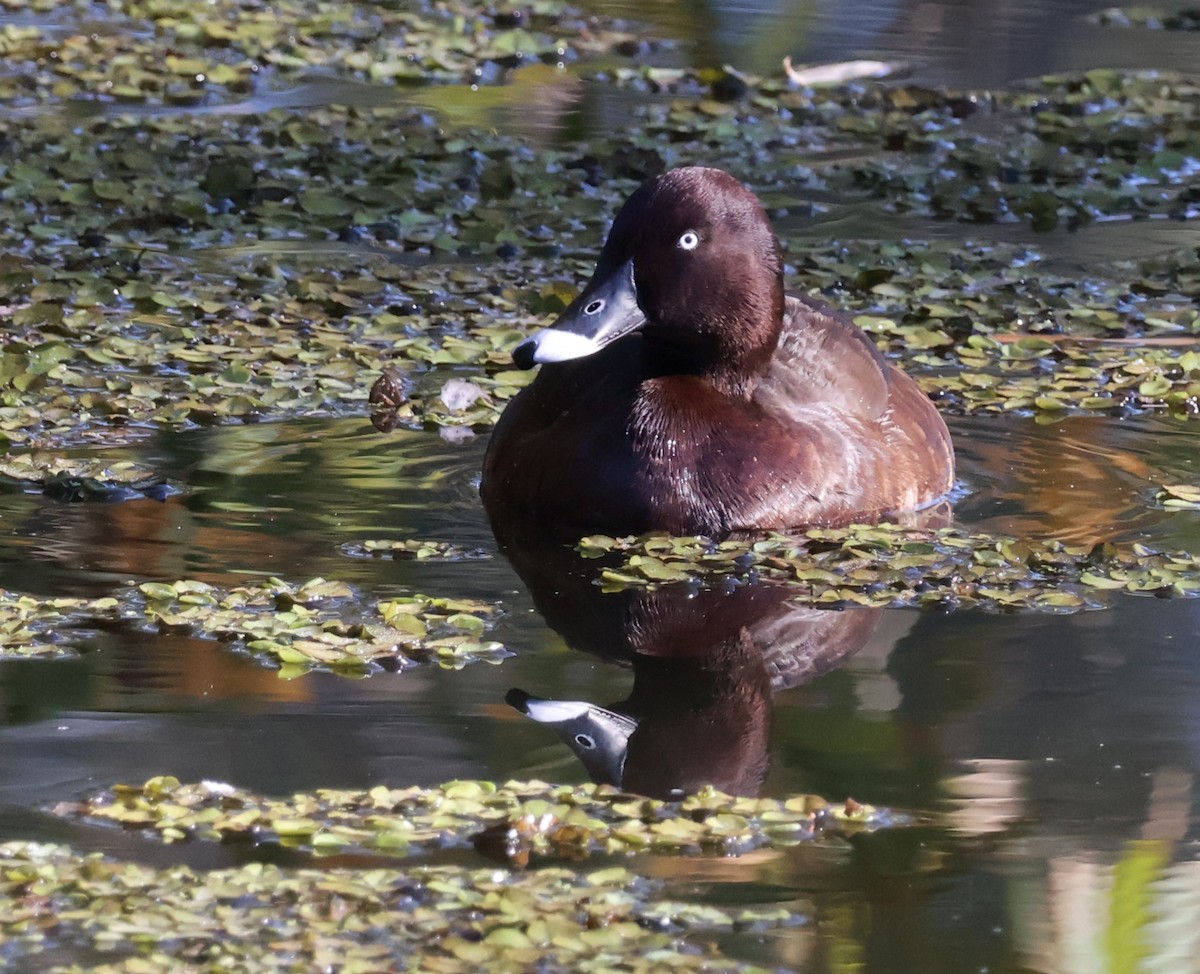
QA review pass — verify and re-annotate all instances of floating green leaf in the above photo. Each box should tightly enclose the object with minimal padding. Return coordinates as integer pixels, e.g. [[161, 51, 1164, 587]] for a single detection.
[[0, 588, 121, 660]]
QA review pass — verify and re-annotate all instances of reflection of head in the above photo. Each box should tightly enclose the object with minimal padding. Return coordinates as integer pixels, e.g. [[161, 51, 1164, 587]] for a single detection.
[[493, 532, 879, 800], [510, 628, 774, 800]]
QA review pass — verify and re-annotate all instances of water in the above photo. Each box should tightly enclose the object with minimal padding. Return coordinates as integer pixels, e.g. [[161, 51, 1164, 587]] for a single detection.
[[5, 413, 1200, 970], [3, 1, 1200, 971]]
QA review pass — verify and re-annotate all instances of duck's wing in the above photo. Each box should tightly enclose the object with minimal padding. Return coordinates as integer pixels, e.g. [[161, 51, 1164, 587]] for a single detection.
[[722, 295, 953, 530], [753, 295, 892, 419]]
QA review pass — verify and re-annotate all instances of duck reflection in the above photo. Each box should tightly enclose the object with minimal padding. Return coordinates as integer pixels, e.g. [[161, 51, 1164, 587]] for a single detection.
[[493, 527, 880, 800]]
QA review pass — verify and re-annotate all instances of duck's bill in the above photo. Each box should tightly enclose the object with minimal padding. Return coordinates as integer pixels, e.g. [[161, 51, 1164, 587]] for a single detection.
[[512, 258, 645, 369]]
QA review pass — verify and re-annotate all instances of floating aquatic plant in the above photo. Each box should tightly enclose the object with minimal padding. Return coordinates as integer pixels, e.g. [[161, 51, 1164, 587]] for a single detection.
[[56, 775, 895, 861], [0, 0, 656, 108], [1087, 6, 1200, 29], [0, 588, 121, 660], [0, 839, 806, 974], [340, 538, 493, 561], [137, 577, 508, 674], [581, 525, 1200, 610], [0, 576, 507, 670]]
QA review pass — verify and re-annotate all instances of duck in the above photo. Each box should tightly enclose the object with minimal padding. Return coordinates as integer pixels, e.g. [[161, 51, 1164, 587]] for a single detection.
[[481, 166, 954, 540]]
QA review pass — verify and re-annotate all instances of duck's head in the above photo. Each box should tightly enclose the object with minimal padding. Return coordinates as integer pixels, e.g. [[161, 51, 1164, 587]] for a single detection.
[[513, 167, 785, 392]]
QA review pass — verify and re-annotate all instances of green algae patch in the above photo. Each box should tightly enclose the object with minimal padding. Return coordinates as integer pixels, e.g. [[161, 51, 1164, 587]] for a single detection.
[[581, 526, 1200, 610], [0, 588, 121, 660], [137, 577, 508, 673], [0, 840, 799, 974], [57, 776, 896, 861]]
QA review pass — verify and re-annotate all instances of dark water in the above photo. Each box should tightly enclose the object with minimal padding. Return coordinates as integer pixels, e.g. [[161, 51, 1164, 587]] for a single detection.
[[4, 1, 1200, 971]]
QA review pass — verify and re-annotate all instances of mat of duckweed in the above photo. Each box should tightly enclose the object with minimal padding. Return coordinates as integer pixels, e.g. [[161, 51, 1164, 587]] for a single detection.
[[0, 576, 508, 672], [0, 840, 801, 974], [1088, 6, 1200, 29], [1, 5, 1197, 972], [9, 776, 892, 971], [12, 516, 1200, 667], [56, 776, 893, 860], [580, 523, 1200, 610]]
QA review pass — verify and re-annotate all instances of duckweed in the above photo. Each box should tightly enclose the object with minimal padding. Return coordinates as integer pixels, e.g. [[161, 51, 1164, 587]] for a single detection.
[[0, 839, 802, 974], [0, 588, 121, 660], [0, 577, 507, 669], [1, 51, 1199, 452], [0, 0, 653, 108], [581, 526, 1200, 610], [0, 454, 157, 486], [1088, 6, 1200, 29], [56, 776, 895, 861], [341, 538, 493, 561], [137, 577, 508, 673]]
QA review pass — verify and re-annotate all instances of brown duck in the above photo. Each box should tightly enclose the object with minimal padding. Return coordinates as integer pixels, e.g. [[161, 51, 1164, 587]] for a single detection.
[[482, 166, 954, 539]]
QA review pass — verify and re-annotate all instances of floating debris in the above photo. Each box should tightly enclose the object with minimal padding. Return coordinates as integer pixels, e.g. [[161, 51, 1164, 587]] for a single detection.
[[782, 57, 896, 86]]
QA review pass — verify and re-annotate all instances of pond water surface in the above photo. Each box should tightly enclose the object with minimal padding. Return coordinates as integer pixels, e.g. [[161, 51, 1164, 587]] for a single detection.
[[3, 1, 1200, 972]]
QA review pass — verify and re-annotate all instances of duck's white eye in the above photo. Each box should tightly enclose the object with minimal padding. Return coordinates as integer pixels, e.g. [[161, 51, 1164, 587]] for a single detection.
[[677, 230, 700, 251]]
